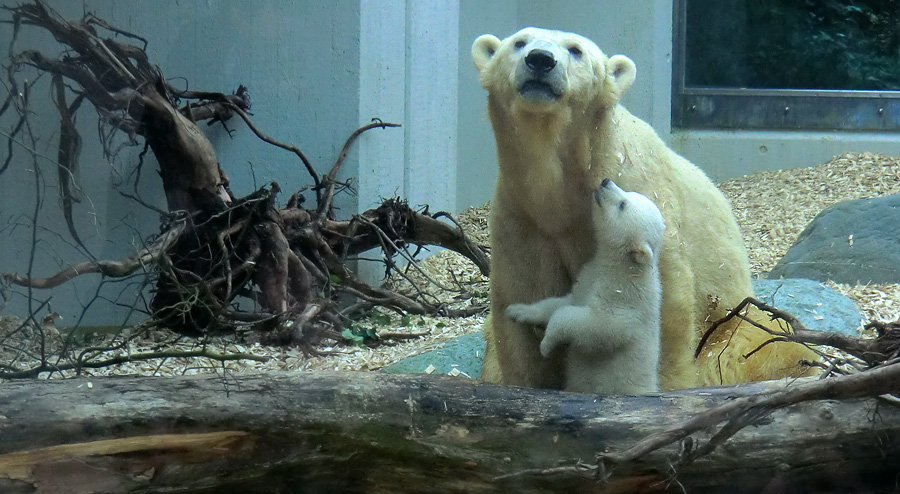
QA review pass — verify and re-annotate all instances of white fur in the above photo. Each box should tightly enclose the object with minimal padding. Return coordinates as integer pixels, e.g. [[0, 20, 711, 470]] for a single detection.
[[507, 180, 665, 394], [475, 27, 816, 391]]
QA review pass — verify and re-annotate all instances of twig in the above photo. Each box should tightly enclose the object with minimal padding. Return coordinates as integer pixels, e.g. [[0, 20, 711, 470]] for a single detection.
[[353, 214, 457, 293], [0, 79, 36, 176], [377, 330, 431, 340], [178, 85, 251, 124], [408, 212, 491, 276], [52, 73, 92, 257], [0, 347, 269, 380], [82, 13, 148, 51], [494, 460, 599, 482]]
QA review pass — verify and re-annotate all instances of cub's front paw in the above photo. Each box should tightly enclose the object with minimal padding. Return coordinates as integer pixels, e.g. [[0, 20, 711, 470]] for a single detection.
[[506, 303, 540, 324], [539, 337, 554, 358]]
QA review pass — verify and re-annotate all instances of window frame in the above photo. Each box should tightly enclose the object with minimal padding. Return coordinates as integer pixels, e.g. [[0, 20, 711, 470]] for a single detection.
[[671, 0, 900, 132]]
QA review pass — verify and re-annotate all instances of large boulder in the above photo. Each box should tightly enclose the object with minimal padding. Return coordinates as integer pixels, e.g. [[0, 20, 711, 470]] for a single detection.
[[768, 194, 900, 284]]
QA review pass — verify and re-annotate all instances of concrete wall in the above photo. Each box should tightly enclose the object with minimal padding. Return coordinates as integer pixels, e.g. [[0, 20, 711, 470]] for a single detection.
[[358, 0, 458, 213], [671, 130, 900, 183]]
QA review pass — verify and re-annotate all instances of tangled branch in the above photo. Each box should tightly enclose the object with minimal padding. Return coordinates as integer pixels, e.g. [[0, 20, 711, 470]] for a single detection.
[[697, 296, 900, 365], [3, 222, 185, 289]]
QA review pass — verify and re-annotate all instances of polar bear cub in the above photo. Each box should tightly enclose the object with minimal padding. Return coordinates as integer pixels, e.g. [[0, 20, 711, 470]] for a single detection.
[[506, 179, 665, 394]]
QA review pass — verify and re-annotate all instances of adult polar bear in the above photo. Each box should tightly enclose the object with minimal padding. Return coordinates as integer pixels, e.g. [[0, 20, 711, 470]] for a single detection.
[[472, 27, 815, 390]]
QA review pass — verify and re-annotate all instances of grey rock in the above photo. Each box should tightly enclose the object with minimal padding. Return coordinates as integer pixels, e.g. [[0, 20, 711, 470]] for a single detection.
[[752, 278, 861, 336], [768, 194, 900, 284]]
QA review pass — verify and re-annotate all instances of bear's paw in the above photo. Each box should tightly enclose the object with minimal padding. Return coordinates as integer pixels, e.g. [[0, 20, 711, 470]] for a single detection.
[[506, 303, 544, 325]]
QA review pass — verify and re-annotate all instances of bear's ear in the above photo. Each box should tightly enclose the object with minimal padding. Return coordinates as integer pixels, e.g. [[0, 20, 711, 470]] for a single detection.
[[596, 54, 637, 107], [627, 241, 654, 265], [472, 34, 501, 72], [607, 54, 637, 97]]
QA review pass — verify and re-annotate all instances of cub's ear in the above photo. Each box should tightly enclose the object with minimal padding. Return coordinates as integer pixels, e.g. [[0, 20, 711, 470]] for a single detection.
[[472, 34, 501, 72], [628, 241, 654, 265]]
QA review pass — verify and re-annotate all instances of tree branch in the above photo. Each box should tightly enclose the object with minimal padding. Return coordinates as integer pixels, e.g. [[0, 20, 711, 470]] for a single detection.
[[225, 101, 320, 196], [3, 222, 185, 289], [317, 120, 401, 217]]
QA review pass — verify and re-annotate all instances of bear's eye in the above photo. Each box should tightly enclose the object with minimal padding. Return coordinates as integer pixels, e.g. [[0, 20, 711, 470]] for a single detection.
[[618, 201, 626, 211], [568, 46, 583, 58], [514, 39, 526, 49]]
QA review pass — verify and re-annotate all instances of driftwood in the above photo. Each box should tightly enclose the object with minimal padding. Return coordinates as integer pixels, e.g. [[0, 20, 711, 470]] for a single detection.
[[1, 371, 899, 494]]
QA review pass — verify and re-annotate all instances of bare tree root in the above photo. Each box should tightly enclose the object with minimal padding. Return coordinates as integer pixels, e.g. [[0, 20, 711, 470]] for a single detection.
[[1, 1, 490, 372]]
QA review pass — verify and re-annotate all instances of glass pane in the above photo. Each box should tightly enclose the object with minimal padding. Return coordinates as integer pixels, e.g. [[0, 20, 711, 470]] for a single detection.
[[685, 0, 900, 90]]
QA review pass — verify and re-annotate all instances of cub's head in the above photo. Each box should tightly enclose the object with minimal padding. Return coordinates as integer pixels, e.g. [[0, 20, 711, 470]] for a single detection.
[[593, 179, 665, 266], [472, 27, 636, 114]]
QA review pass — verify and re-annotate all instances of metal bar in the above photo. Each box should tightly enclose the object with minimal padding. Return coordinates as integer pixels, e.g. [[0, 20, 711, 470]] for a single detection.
[[681, 87, 900, 99]]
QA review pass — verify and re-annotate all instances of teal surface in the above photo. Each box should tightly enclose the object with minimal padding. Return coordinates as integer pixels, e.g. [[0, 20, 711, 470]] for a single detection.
[[382, 331, 485, 378]]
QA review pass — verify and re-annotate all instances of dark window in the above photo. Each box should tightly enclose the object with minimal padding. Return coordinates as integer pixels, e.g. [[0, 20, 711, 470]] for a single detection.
[[672, 0, 900, 131]]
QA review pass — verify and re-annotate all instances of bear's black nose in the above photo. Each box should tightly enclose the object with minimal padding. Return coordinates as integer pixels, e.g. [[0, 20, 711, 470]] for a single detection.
[[525, 49, 557, 72], [600, 178, 611, 187]]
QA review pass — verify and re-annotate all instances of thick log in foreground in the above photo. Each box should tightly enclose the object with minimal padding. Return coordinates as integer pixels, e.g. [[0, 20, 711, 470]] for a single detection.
[[1, 372, 898, 493]]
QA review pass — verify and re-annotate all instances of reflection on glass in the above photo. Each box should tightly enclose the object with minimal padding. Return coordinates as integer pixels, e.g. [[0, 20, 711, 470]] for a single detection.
[[685, 0, 900, 90]]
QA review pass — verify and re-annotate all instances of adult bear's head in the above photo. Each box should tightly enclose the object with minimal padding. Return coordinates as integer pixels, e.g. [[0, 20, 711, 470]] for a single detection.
[[472, 27, 636, 115]]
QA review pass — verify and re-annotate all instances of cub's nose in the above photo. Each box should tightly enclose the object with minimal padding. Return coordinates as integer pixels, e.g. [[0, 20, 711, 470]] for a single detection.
[[525, 49, 557, 72], [600, 178, 611, 187]]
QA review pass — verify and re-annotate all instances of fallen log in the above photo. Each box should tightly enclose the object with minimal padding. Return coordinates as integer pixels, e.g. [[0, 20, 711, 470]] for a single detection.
[[0, 371, 898, 493]]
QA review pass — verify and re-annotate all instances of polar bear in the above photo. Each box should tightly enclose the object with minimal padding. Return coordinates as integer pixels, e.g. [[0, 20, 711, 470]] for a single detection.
[[506, 179, 664, 394], [472, 27, 816, 390]]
